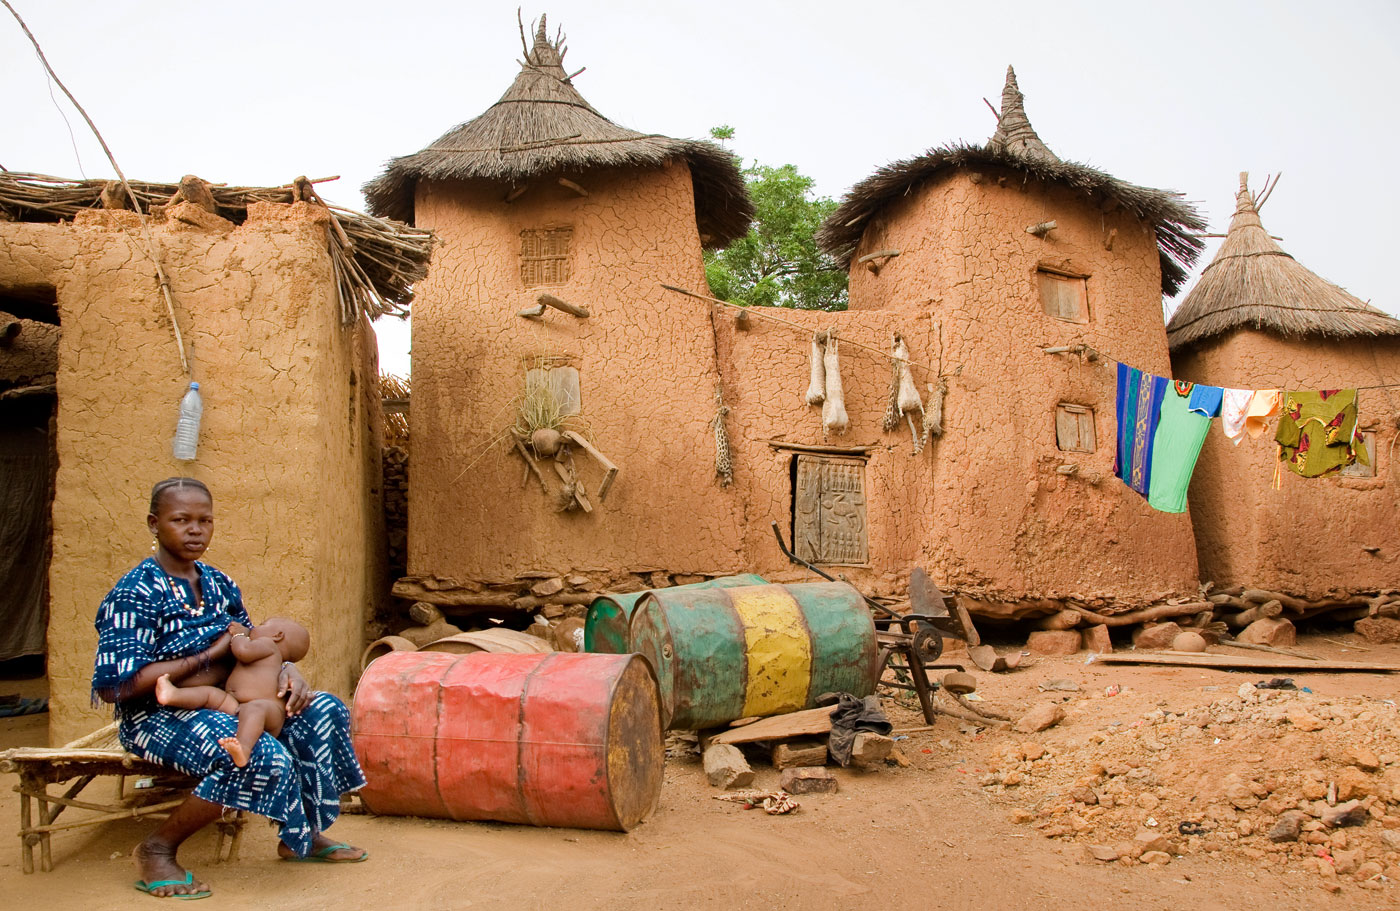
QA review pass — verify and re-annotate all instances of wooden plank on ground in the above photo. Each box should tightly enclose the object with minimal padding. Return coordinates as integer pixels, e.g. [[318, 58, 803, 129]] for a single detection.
[[1091, 653, 1400, 673], [708, 706, 838, 745]]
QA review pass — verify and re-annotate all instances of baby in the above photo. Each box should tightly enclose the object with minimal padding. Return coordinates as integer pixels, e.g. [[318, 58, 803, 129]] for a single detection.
[[155, 617, 310, 767]]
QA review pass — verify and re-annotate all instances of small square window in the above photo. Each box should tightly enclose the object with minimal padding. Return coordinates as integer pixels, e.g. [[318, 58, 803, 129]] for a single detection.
[[1037, 269, 1089, 323], [1055, 403, 1095, 453], [520, 226, 573, 287], [1341, 431, 1378, 478], [525, 365, 580, 416]]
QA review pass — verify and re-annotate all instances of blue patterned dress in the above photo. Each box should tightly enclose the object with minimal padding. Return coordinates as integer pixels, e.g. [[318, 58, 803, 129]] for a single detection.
[[92, 558, 365, 856]]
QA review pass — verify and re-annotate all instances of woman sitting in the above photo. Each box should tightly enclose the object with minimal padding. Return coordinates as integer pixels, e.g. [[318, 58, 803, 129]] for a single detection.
[[93, 477, 368, 899]]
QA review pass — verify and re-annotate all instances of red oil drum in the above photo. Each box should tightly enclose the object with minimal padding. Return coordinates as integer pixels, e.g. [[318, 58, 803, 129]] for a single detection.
[[352, 650, 663, 831]]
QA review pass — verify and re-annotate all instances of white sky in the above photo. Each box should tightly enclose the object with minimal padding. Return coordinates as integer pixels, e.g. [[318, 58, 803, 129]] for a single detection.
[[4, 0, 1397, 378]]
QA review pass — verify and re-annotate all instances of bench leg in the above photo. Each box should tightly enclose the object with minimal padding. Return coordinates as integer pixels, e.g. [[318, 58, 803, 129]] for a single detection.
[[19, 785, 34, 874], [36, 792, 52, 872]]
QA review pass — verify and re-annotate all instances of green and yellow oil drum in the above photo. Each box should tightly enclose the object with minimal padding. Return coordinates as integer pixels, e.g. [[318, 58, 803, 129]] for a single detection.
[[629, 581, 878, 730], [584, 574, 767, 654]]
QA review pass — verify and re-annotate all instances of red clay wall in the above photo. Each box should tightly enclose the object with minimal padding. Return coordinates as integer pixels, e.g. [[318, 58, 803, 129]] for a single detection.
[[1170, 331, 1400, 598]]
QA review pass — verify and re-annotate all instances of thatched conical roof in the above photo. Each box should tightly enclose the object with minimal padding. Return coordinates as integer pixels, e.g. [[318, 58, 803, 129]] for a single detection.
[[1166, 174, 1400, 351], [987, 66, 1059, 163], [363, 16, 753, 248], [817, 66, 1205, 296]]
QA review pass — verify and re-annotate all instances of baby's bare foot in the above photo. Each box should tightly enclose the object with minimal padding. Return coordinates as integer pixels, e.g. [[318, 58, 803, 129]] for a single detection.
[[218, 736, 249, 767], [154, 674, 176, 706]]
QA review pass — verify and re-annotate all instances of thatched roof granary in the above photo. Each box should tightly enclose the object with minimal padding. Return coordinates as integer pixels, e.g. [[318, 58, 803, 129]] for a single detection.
[[817, 66, 1205, 296], [1166, 173, 1400, 349], [363, 16, 752, 247]]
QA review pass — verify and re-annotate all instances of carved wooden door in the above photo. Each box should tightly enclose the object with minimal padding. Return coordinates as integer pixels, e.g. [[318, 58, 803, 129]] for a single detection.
[[793, 455, 868, 565]]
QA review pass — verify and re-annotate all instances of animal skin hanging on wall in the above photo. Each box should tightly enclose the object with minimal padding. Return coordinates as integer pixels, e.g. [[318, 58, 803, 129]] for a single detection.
[[805, 333, 827, 405], [893, 334, 925, 452], [822, 331, 849, 435]]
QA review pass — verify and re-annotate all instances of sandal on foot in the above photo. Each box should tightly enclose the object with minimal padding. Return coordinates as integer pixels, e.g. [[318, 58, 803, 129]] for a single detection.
[[282, 842, 368, 863], [133, 871, 211, 900]]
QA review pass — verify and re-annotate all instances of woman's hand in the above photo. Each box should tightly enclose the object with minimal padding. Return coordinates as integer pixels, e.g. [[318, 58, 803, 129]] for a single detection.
[[279, 663, 312, 715], [205, 631, 234, 662]]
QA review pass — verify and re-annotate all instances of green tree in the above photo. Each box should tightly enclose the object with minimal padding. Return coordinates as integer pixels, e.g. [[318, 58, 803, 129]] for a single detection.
[[704, 130, 847, 311]]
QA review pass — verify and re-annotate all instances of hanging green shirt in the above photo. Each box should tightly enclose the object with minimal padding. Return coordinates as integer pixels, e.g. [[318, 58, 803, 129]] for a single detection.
[[1147, 382, 1212, 513]]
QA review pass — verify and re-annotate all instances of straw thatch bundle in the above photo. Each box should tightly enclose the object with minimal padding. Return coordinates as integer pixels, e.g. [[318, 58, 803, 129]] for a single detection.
[[363, 16, 753, 248], [817, 67, 1205, 297], [380, 373, 410, 446], [1166, 173, 1400, 351], [0, 171, 432, 323]]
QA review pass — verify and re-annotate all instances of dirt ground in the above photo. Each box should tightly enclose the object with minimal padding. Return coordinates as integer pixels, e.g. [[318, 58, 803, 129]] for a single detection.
[[3, 634, 1399, 910]]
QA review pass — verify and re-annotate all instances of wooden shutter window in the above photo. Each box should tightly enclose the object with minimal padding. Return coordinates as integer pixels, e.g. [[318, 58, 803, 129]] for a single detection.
[[520, 227, 574, 287], [793, 455, 869, 565], [1340, 430, 1377, 478], [1037, 269, 1089, 323], [1055, 403, 1095, 453]]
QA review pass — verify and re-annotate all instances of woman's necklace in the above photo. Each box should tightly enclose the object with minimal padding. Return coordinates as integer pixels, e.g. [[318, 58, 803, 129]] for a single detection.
[[156, 560, 204, 614]]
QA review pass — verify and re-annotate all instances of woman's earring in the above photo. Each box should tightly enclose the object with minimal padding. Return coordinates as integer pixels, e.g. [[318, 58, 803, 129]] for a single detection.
[[150, 536, 158, 554]]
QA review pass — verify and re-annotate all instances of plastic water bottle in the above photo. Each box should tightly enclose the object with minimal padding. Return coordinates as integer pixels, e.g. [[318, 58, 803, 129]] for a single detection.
[[172, 382, 203, 461]]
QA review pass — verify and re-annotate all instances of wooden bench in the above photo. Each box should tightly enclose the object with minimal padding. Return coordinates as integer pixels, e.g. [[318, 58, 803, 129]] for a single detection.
[[0, 722, 244, 873]]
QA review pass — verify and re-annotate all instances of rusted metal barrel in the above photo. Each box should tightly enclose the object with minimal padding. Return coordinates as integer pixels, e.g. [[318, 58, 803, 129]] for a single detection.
[[352, 650, 663, 831], [585, 574, 767, 654], [629, 581, 878, 730]]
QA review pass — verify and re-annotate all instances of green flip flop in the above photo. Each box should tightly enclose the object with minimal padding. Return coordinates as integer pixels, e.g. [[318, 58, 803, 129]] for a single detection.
[[283, 842, 369, 863], [133, 870, 212, 900]]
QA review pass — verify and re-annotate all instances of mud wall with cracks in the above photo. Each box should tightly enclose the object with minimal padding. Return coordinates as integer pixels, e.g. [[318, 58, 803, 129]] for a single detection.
[[0, 203, 381, 743], [1172, 330, 1400, 598], [833, 168, 1201, 616], [408, 162, 746, 585]]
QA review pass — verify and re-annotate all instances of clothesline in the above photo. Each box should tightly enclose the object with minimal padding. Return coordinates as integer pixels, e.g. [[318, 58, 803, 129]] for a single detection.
[[1044, 343, 1400, 394], [660, 285, 1400, 394]]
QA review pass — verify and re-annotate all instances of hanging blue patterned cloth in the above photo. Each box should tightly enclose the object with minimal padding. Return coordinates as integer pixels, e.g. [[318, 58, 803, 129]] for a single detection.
[[1114, 362, 1169, 499], [92, 558, 365, 856]]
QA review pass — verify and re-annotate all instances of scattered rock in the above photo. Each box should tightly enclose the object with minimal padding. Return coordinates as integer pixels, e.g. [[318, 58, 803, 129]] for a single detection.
[[1356, 861, 1384, 881], [1140, 850, 1171, 865], [1132, 622, 1183, 651], [1087, 844, 1120, 862], [1081, 625, 1112, 654], [1336, 767, 1374, 802], [779, 766, 838, 795], [1237, 617, 1297, 647], [1027, 630, 1081, 656], [1333, 848, 1365, 875], [1172, 631, 1207, 653], [1269, 811, 1306, 843], [1345, 746, 1381, 772], [1134, 830, 1169, 854], [1285, 707, 1325, 732], [1354, 617, 1400, 644], [1019, 742, 1047, 761], [703, 744, 755, 789], [531, 577, 565, 597], [1014, 703, 1066, 734], [1322, 800, 1368, 829]]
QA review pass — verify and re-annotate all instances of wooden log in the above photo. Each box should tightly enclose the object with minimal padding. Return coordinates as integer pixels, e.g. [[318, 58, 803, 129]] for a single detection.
[[557, 177, 588, 197], [1091, 653, 1400, 673], [537, 292, 590, 318], [771, 739, 828, 770], [1225, 600, 1283, 628], [1242, 589, 1307, 612], [1025, 220, 1057, 237], [512, 438, 551, 493], [390, 582, 517, 608], [511, 592, 596, 612], [504, 184, 529, 202], [1033, 609, 1083, 631], [1068, 601, 1212, 628], [516, 303, 546, 320], [1216, 640, 1320, 660], [850, 732, 894, 766]]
